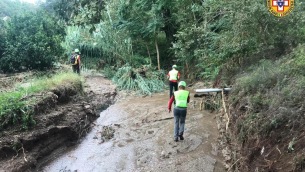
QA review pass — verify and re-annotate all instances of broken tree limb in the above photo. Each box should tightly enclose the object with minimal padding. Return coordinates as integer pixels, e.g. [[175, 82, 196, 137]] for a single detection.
[[221, 89, 229, 131], [227, 158, 241, 172], [21, 144, 28, 162], [200, 99, 203, 111], [153, 117, 174, 122]]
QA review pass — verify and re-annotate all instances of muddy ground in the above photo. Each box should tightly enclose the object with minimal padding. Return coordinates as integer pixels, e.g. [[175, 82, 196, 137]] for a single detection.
[[0, 75, 226, 172], [0, 75, 116, 172], [41, 82, 226, 172]]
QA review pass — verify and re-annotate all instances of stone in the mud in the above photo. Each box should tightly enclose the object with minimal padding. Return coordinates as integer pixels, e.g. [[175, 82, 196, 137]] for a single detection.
[[113, 123, 121, 127], [161, 151, 165, 157], [100, 125, 115, 140]]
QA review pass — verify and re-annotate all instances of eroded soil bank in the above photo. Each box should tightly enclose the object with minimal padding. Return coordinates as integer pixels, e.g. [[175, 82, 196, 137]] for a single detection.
[[0, 75, 116, 172], [42, 87, 226, 171]]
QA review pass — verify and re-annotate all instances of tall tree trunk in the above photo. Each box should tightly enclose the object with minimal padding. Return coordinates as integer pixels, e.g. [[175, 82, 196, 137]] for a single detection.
[[155, 38, 160, 71], [106, 5, 113, 25], [146, 43, 152, 65]]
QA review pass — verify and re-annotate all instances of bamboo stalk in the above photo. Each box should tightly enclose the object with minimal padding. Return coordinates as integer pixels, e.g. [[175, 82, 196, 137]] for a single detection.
[[155, 36, 160, 71]]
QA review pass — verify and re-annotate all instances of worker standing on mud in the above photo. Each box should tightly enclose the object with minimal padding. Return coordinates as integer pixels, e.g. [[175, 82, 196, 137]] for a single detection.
[[168, 81, 190, 142], [167, 65, 180, 98], [71, 49, 81, 74]]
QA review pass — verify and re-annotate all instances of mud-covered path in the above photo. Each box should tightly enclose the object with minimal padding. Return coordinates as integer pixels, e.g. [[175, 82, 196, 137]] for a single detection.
[[43, 88, 225, 171]]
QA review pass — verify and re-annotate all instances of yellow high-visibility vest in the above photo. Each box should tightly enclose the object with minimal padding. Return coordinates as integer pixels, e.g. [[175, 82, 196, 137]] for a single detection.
[[169, 69, 178, 80], [174, 90, 189, 107]]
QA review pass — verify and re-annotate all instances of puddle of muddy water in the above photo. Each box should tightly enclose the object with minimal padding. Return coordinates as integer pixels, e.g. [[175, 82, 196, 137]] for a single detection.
[[42, 92, 225, 172], [42, 104, 137, 172]]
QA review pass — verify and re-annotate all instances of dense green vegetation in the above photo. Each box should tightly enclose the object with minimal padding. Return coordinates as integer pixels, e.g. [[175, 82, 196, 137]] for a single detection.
[[1, 11, 65, 72], [0, 72, 83, 131]]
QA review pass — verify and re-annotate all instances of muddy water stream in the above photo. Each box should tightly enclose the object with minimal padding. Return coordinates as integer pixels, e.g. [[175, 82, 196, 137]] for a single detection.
[[42, 91, 225, 172]]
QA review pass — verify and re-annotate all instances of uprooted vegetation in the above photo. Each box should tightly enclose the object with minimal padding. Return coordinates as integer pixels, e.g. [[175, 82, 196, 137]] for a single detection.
[[226, 45, 305, 171], [103, 65, 165, 95]]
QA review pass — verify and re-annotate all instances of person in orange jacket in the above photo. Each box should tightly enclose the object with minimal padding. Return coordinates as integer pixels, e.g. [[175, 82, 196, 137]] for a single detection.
[[168, 81, 190, 142], [167, 65, 180, 98]]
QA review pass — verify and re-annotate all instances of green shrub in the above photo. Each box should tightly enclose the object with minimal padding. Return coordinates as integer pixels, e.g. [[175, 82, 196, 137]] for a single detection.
[[0, 10, 64, 73]]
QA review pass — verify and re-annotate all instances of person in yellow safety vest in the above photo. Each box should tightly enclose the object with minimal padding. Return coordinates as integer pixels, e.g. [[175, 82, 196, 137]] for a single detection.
[[72, 49, 81, 74], [167, 65, 181, 98], [168, 81, 190, 142]]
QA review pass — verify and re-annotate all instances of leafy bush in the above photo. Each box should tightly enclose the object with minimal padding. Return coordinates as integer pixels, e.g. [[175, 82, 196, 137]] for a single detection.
[[0, 10, 65, 73]]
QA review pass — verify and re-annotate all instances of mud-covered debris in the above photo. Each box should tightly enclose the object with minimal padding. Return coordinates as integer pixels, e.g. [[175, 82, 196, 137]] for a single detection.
[[160, 151, 171, 159], [100, 126, 115, 141], [113, 124, 121, 128]]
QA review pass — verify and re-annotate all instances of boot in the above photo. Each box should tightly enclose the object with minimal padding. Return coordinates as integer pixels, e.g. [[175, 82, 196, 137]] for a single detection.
[[174, 137, 178, 142]]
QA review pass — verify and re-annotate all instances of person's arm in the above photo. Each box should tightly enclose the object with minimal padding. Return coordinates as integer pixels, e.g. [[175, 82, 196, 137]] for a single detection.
[[167, 72, 170, 80], [177, 72, 181, 80], [168, 95, 175, 112]]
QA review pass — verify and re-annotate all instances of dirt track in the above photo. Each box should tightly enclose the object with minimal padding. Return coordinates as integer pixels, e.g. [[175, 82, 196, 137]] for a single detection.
[[42, 80, 225, 172], [0, 75, 225, 172]]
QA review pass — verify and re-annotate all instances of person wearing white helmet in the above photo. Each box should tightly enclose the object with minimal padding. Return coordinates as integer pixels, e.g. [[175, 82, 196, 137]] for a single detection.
[[71, 48, 81, 74], [167, 64, 180, 98], [168, 81, 190, 142]]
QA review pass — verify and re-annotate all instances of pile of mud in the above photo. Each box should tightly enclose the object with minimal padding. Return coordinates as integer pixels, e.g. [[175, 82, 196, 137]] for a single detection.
[[0, 75, 116, 172]]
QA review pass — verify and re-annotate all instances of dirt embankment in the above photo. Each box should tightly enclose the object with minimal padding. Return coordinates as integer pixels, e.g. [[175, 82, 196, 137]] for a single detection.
[[0, 75, 116, 172]]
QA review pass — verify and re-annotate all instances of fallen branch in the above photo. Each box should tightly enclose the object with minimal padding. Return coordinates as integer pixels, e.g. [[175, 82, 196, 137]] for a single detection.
[[153, 117, 174, 122], [276, 145, 281, 154], [21, 144, 28, 162], [227, 157, 241, 172]]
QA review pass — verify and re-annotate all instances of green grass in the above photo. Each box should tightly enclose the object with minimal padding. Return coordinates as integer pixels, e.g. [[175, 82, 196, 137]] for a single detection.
[[230, 44, 305, 143], [0, 72, 83, 131]]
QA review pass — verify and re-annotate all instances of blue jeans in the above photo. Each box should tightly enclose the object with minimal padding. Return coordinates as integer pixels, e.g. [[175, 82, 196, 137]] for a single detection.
[[173, 107, 187, 138]]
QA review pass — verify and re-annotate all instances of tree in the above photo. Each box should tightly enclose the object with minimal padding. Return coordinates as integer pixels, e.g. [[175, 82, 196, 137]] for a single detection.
[[0, 19, 6, 58], [41, 0, 106, 29], [0, 10, 65, 72], [117, 0, 174, 70]]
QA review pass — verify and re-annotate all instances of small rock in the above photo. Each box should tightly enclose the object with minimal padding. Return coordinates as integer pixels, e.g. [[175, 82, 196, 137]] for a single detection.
[[114, 124, 121, 127], [225, 163, 230, 169], [161, 151, 165, 156]]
